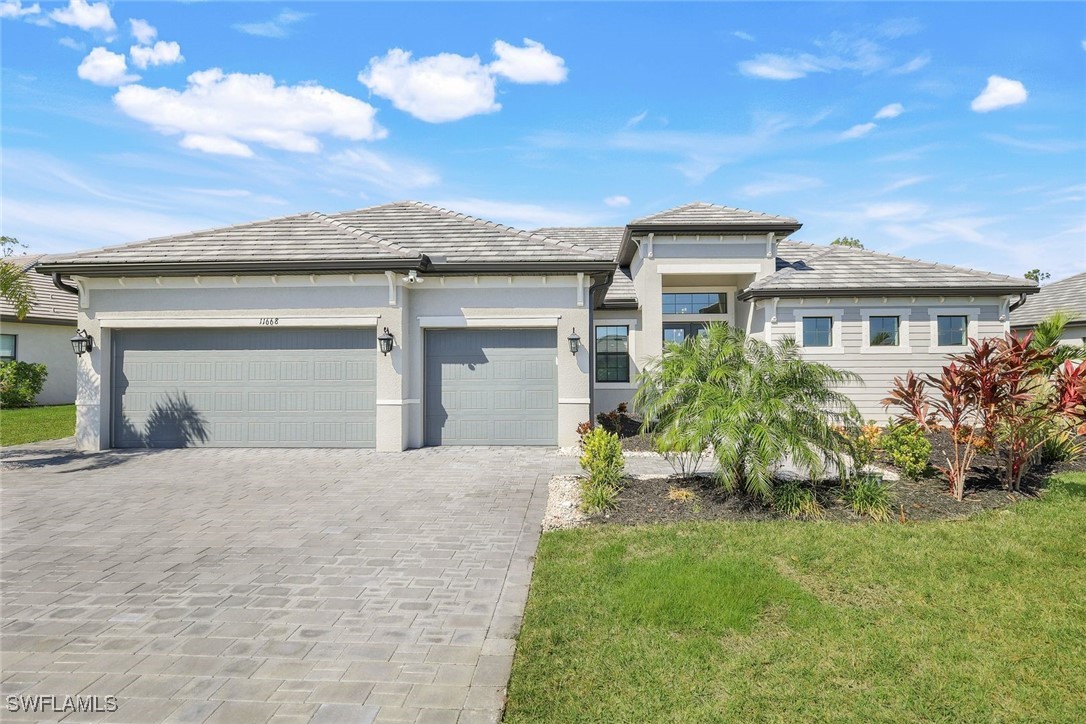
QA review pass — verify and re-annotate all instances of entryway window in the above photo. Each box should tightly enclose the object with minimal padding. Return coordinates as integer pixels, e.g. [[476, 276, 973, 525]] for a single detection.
[[661, 292, 727, 315], [0, 334, 15, 362], [663, 322, 708, 345], [595, 326, 630, 383]]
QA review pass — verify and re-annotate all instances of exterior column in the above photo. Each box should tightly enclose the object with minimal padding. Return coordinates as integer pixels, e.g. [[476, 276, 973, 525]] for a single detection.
[[375, 278, 409, 451]]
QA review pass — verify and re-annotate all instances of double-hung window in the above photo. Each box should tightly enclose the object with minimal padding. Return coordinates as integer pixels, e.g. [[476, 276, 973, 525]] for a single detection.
[[595, 326, 629, 383]]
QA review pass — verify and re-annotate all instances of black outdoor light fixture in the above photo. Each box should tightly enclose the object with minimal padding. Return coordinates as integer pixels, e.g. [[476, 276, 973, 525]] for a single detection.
[[378, 327, 395, 356], [70, 329, 93, 356], [567, 328, 581, 355]]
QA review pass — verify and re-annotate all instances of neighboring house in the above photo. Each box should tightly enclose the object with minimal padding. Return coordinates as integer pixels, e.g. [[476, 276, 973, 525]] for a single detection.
[[1, 254, 78, 405], [1010, 272, 1086, 345], [37, 201, 1036, 451]]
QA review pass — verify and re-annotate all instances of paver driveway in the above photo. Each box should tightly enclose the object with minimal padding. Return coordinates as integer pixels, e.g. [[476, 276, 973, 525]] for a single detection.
[[1, 442, 573, 723]]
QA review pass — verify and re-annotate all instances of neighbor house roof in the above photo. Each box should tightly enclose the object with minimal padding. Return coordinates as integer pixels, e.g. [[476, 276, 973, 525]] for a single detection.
[[1, 254, 78, 325], [534, 226, 636, 307], [1010, 272, 1086, 327], [36, 202, 613, 277], [740, 240, 1038, 299]]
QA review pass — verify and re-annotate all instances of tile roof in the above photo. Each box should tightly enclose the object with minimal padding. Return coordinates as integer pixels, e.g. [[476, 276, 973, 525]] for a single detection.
[[628, 201, 800, 228], [1, 254, 78, 324], [1010, 272, 1086, 327], [331, 202, 611, 264], [742, 240, 1038, 297], [533, 227, 635, 306]]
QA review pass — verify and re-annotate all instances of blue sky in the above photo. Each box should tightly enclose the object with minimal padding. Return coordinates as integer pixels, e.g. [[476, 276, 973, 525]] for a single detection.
[[3, 1, 1084, 279]]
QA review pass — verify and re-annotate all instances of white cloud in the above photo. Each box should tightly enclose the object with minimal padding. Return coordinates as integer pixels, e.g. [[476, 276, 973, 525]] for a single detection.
[[877, 18, 923, 39], [604, 195, 630, 207], [733, 30, 755, 42], [890, 52, 931, 75], [114, 68, 385, 157], [129, 18, 156, 44], [490, 38, 567, 84], [971, 75, 1028, 112], [984, 133, 1083, 153], [624, 110, 647, 129], [130, 40, 183, 69], [882, 175, 930, 192], [1, 1, 40, 19], [840, 122, 877, 140], [325, 147, 440, 191], [874, 103, 904, 120], [738, 33, 887, 80], [861, 201, 928, 220], [739, 174, 823, 197], [77, 47, 139, 86], [359, 49, 498, 123], [233, 9, 309, 38], [738, 53, 823, 81], [58, 36, 84, 51], [50, 0, 115, 32]]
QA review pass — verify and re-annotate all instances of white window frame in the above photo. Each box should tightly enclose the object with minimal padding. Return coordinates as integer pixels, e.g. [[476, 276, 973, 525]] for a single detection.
[[928, 307, 979, 353], [860, 308, 912, 354], [0, 333, 16, 362], [793, 309, 844, 353], [593, 319, 637, 390]]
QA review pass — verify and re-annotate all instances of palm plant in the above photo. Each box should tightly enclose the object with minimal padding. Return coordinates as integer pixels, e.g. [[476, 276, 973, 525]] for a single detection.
[[633, 322, 862, 501], [1030, 312, 1086, 371]]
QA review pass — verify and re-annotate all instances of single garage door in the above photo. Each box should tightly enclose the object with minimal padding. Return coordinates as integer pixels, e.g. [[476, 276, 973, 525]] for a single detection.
[[112, 328, 376, 448], [425, 329, 557, 445]]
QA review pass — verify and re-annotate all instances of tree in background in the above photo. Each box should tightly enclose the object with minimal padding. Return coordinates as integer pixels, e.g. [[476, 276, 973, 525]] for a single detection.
[[0, 236, 35, 320], [1024, 269, 1050, 283], [831, 236, 864, 248]]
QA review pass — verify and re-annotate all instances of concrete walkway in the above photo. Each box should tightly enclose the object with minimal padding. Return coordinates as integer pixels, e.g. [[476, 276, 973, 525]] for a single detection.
[[1, 442, 576, 723]]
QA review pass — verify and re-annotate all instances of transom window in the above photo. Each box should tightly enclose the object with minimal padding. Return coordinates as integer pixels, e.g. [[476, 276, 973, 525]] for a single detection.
[[937, 315, 968, 347], [869, 316, 900, 346], [663, 322, 708, 345], [0, 334, 15, 362], [595, 326, 630, 383], [662, 292, 727, 315], [802, 317, 833, 347]]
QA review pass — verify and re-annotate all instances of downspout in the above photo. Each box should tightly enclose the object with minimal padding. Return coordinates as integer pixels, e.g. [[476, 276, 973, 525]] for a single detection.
[[586, 271, 615, 418], [53, 273, 79, 296], [1009, 293, 1028, 312]]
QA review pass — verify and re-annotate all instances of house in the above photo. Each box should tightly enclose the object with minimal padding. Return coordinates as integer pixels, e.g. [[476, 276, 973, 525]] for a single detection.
[[36, 201, 1037, 451], [1, 254, 78, 405], [1010, 272, 1086, 345]]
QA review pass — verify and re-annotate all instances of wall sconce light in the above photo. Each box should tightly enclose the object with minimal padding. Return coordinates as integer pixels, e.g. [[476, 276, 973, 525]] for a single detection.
[[70, 329, 93, 356], [567, 328, 581, 355], [378, 327, 395, 356]]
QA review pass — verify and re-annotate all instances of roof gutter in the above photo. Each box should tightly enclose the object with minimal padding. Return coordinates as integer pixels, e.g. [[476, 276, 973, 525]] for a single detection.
[[52, 273, 79, 295], [1008, 292, 1029, 312], [37, 257, 432, 278], [738, 285, 1040, 301]]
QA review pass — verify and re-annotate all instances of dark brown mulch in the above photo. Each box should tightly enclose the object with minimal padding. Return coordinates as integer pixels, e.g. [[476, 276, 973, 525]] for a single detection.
[[591, 429, 1085, 526]]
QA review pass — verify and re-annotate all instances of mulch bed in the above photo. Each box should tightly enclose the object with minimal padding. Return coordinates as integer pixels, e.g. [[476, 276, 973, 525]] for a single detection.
[[591, 428, 1085, 526]]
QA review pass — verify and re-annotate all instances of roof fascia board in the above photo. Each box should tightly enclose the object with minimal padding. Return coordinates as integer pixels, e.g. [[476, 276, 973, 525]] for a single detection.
[[617, 222, 802, 265], [738, 285, 1040, 301], [35, 259, 427, 277]]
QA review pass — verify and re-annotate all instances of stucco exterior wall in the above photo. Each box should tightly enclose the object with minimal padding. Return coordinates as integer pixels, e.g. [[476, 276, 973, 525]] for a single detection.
[[1, 320, 78, 405], [73, 273, 590, 451], [768, 296, 1008, 422]]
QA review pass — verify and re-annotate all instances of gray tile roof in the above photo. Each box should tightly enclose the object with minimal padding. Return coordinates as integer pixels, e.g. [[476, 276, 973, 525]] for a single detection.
[[743, 240, 1038, 297], [331, 202, 611, 264], [1, 254, 78, 324], [1010, 272, 1086, 327], [534, 227, 635, 306], [629, 201, 800, 228]]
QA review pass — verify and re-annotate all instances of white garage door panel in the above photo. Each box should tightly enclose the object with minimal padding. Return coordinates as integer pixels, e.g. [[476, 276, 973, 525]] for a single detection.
[[424, 329, 558, 446], [112, 328, 376, 448]]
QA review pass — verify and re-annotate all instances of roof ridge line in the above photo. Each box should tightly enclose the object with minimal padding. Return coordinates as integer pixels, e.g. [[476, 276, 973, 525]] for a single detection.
[[404, 201, 611, 261], [307, 212, 417, 259]]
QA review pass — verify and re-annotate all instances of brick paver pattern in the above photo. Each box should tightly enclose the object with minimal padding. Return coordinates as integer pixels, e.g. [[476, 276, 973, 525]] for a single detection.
[[1, 442, 576, 723]]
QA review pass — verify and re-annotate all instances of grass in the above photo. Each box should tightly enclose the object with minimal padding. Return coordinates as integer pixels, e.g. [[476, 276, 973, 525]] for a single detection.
[[0, 404, 76, 446], [505, 472, 1086, 722]]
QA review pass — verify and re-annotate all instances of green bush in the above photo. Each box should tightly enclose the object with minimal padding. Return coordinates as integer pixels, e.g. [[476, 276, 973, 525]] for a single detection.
[[0, 361, 47, 408], [579, 427, 625, 514], [1040, 430, 1082, 466], [843, 473, 894, 522], [881, 421, 932, 480], [772, 480, 824, 520]]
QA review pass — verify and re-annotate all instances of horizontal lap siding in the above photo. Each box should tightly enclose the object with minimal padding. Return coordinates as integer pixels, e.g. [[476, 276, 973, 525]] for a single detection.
[[773, 302, 1004, 422]]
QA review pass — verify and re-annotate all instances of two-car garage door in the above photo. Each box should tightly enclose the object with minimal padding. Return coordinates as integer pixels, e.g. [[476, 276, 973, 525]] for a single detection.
[[111, 326, 558, 448], [111, 328, 376, 448]]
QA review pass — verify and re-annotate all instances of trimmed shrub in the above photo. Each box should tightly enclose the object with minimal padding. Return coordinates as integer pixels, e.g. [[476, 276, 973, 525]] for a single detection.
[[843, 473, 894, 522], [0, 361, 47, 408], [579, 427, 625, 514], [881, 421, 932, 481]]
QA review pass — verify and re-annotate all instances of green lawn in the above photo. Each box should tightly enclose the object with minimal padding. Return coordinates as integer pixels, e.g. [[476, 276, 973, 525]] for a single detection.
[[0, 404, 76, 446], [505, 473, 1086, 722]]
